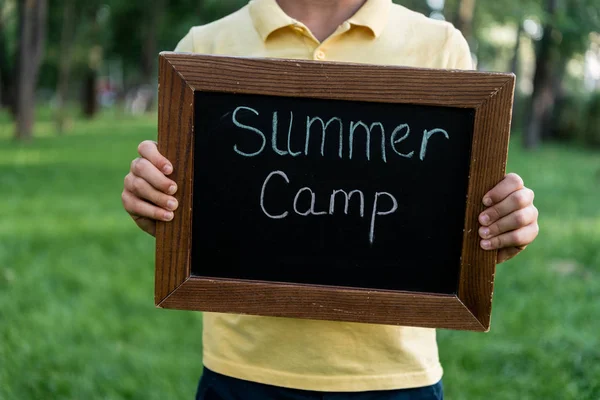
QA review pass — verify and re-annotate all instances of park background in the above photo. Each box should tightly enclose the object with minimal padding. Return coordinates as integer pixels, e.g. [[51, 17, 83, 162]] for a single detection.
[[1, 0, 599, 398]]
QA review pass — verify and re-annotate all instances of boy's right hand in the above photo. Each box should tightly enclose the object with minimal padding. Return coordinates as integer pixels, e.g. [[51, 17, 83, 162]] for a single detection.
[[122, 140, 179, 237]]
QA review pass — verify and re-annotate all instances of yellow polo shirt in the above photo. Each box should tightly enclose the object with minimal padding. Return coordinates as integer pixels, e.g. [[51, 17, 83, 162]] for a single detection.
[[175, 0, 472, 392]]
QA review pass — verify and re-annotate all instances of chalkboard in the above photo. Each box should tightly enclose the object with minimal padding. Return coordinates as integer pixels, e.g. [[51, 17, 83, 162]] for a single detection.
[[155, 53, 515, 331], [192, 92, 474, 294]]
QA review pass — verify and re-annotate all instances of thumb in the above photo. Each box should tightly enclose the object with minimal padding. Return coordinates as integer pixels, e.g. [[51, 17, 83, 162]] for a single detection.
[[132, 216, 157, 237], [497, 246, 526, 264]]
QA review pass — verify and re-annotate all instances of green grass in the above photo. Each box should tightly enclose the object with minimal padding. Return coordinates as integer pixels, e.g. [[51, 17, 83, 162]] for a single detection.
[[1, 111, 599, 399], [0, 111, 203, 399], [439, 140, 600, 399]]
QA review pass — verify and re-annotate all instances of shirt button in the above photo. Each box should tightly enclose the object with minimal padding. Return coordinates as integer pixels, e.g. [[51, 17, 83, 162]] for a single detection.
[[315, 50, 326, 60]]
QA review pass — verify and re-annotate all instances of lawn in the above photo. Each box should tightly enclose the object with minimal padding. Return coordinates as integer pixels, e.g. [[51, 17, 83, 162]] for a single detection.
[[1, 110, 599, 399]]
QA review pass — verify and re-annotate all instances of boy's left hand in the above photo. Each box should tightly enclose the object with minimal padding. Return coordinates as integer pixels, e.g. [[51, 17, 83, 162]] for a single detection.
[[478, 173, 539, 264]]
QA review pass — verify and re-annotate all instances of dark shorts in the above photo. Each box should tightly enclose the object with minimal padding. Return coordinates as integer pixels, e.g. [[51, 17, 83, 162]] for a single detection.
[[196, 368, 444, 400]]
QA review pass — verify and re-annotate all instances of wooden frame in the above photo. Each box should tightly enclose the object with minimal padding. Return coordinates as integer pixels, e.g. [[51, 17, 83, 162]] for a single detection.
[[155, 52, 515, 332]]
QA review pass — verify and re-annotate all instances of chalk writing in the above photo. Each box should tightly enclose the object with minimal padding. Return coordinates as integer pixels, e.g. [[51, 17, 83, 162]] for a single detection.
[[349, 121, 386, 162], [230, 106, 449, 163], [420, 128, 449, 161], [260, 170, 289, 219], [229, 105, 452, 244], [330, 189, 365, 217], [305, 116, 343, 158], [369, 192, 398, 245], [260, 170, 398, 244], [390, 124, 414, 159], [232, 106, 265, 157]]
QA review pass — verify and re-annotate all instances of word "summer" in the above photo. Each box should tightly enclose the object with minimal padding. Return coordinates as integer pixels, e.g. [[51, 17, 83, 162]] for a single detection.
[[230, 106, 450, 162], [260, 170, 398, 245]]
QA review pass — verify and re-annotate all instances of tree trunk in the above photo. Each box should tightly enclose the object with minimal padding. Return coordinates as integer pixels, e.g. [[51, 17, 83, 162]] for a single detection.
[[0, 17, 4, 108], [81, 5, 103, 120], [81, 39, 102, 118], [82, 64, 98, 118], [455, 0, 476, 45], [523, 0, 558, 150], [510, 22, 523, 75], [0, 16, 13, 110], [544, 57, 567, 140], [15, 0, 48, 141], [141, 0, 164, 84], [55, 0, 75, 134], [139, 0, 164, 112]]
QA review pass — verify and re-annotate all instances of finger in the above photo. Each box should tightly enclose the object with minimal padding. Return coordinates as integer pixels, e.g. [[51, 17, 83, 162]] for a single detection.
[[124, 173, 179, 211], [130, 158, 177, 195], [482, 173, 524, 207], [138, 140, 173, 175], [479, 187, 534, 226], [479, 205, 538, 239], [480, 222, 539, 250], [121, 190, 174, 222], [497, 246, 525, 264]]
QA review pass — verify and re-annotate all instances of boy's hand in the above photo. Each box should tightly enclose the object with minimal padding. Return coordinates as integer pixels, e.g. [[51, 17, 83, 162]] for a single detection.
[[478, 173, 539, 263], [122, 140, 178, 237]]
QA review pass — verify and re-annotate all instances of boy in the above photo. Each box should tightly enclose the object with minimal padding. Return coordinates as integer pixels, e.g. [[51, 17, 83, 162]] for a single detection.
[[121, 0, 539, 398]]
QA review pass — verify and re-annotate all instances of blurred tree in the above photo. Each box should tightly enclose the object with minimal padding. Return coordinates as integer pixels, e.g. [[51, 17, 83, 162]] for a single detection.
[[471, 0, 543, 68], [80, 2, 110, 118], [15, 0, 48, 141], [3, 0, 596, 132], [509, 22, 522, 76], [0, 2, 15, 111], [55, 0, 75, 133], [99, 0, 246, 114], [585, 93, 600, 147], [141, 0, 165, 86], [106, 0, 246, 87], [524, 0, 559, 149], [40, 0, 110, 122], [0, 12, 7, 108], [524, 0, 599, 149]]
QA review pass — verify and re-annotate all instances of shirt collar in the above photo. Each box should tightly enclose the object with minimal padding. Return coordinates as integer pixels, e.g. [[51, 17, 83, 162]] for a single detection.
[[347, 0, 391, 38], [249, 0, 391, 41], [249, 0, 296, 41]]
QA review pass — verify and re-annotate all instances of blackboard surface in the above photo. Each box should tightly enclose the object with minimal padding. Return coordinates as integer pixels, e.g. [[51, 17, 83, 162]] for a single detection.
[[157, 53, 515, 330], [192, 91, 475, 295]]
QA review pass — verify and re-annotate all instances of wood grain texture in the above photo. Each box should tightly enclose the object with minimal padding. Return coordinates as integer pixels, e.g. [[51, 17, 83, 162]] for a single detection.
[[155, 53, 515, 331], [458, 75, 516, 331], [159, 277, 486, 331], [162, 52, 510, 108], [155, 55, 194, 304]]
